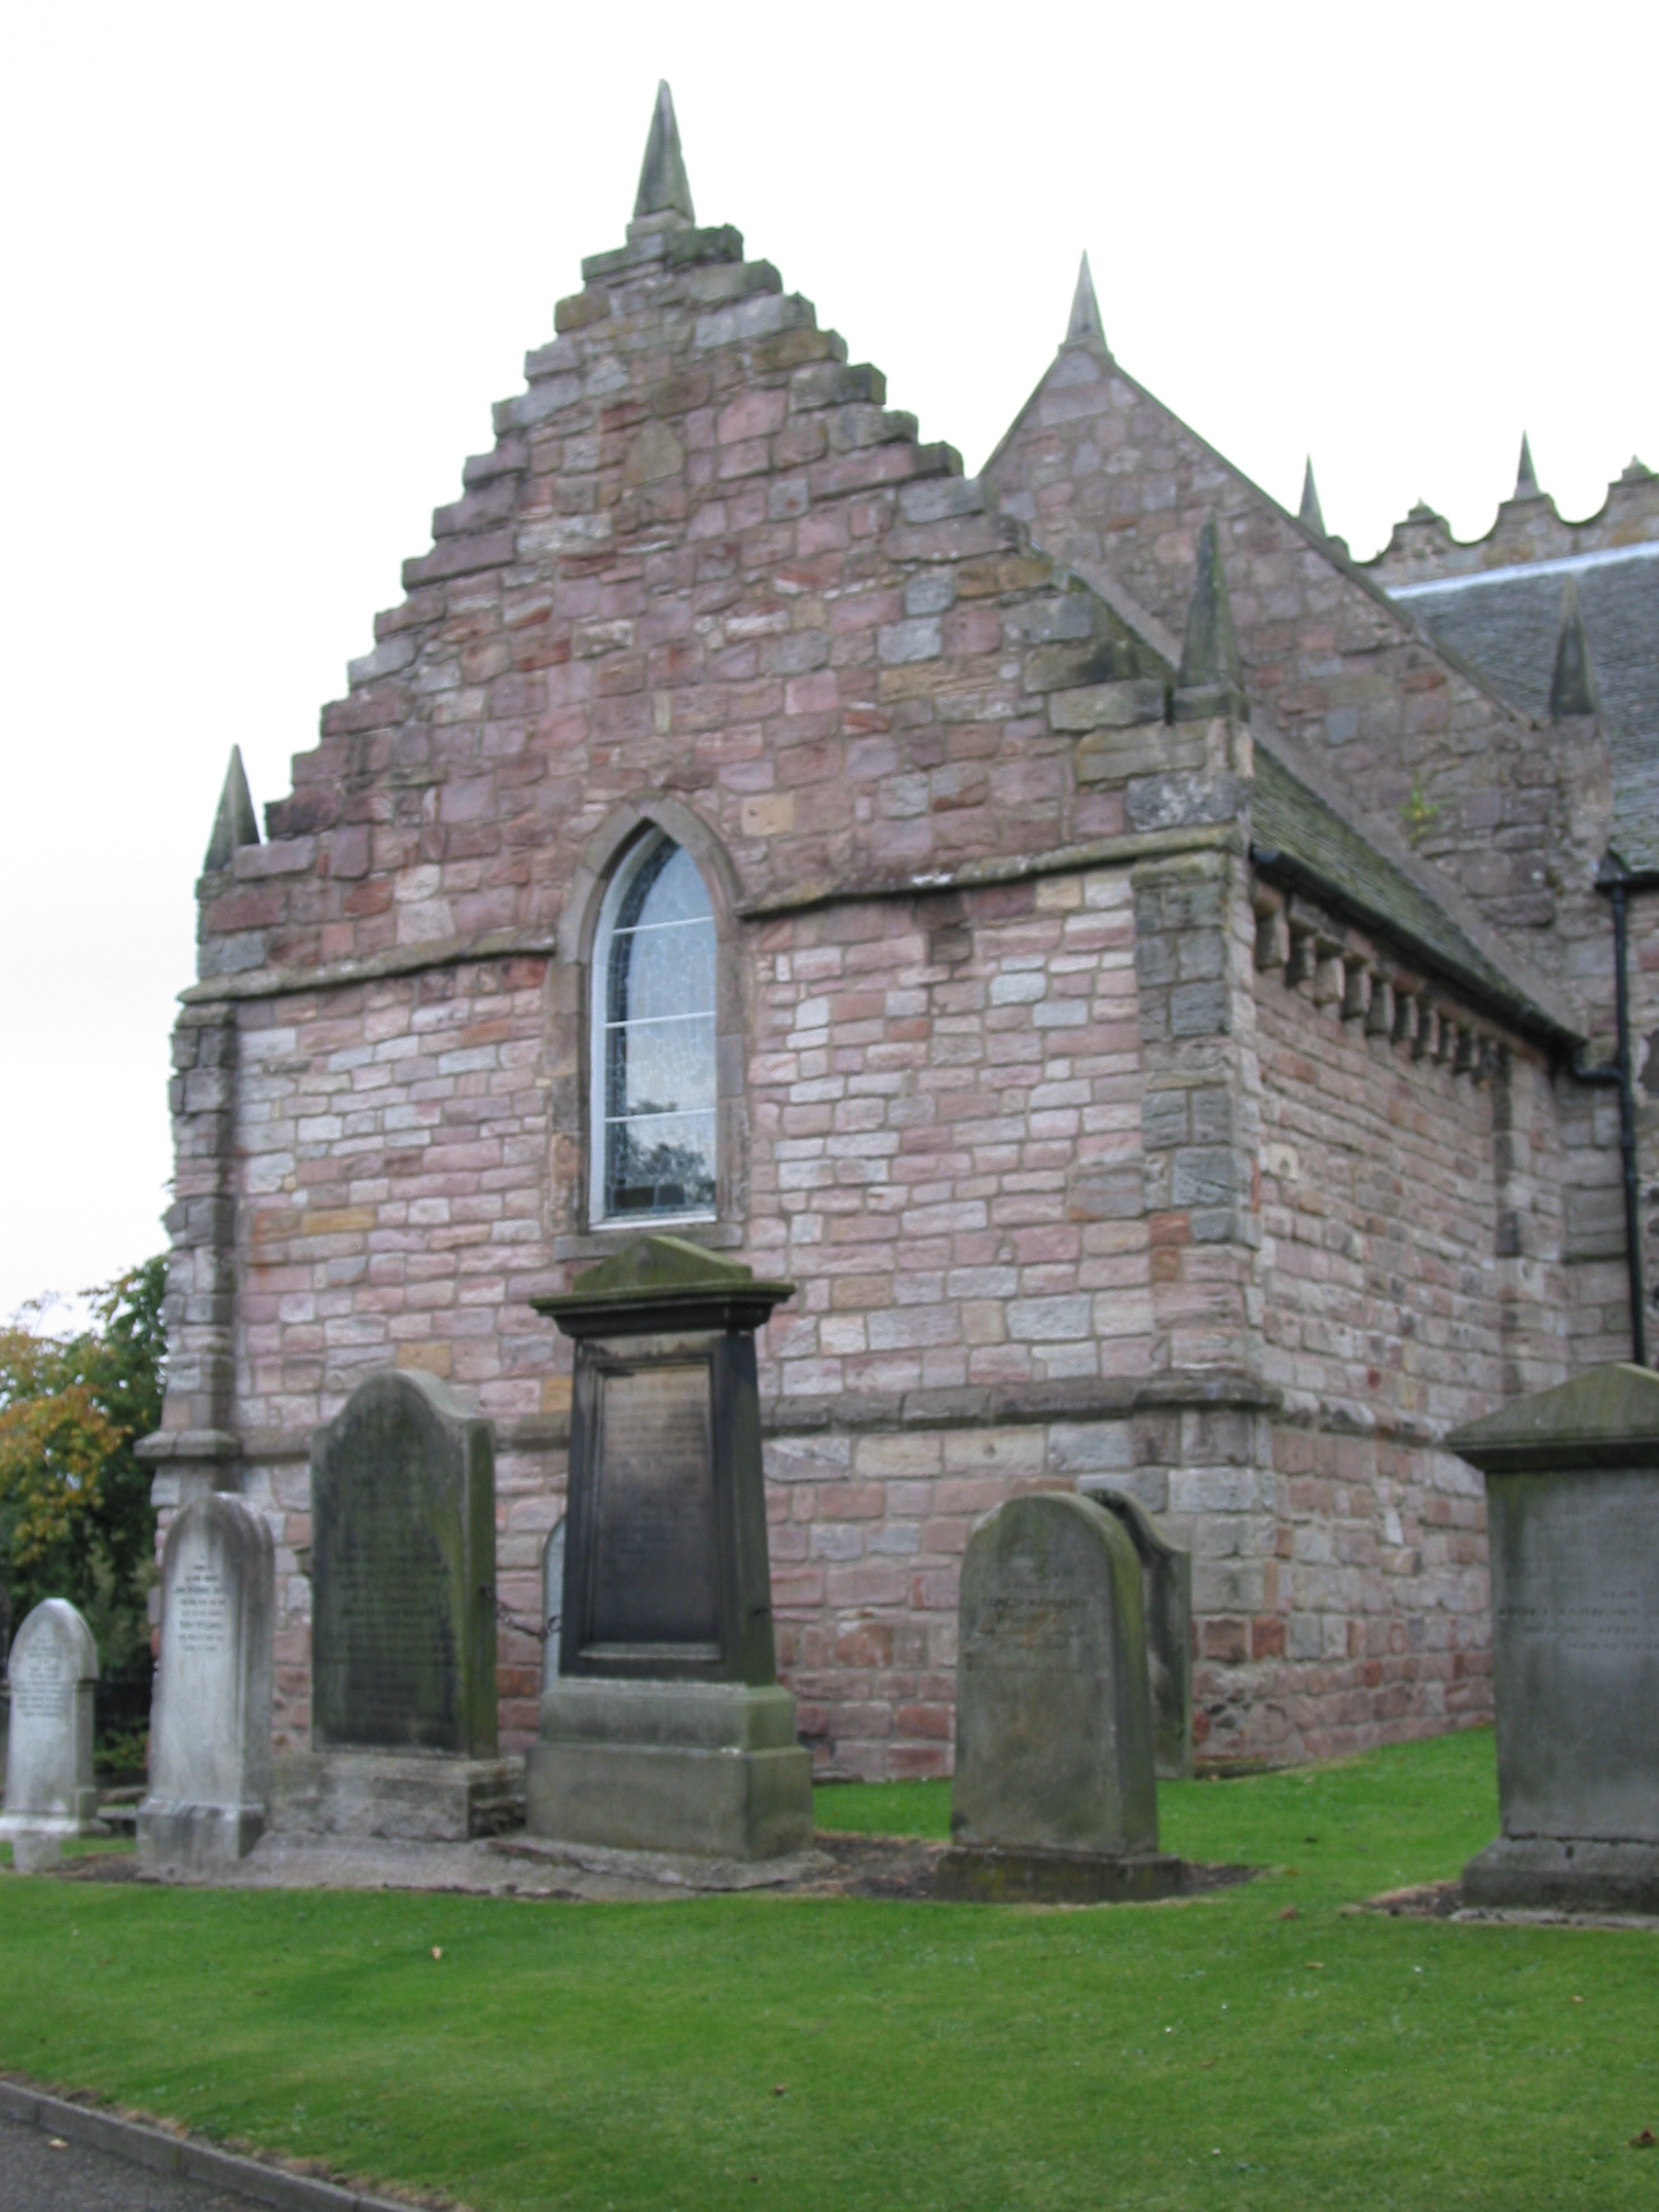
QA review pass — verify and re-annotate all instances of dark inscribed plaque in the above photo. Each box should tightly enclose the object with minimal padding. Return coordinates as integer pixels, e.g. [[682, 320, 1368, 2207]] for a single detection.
[[588, 1360, 719, 1650], [310, 1371, 497, 1755]]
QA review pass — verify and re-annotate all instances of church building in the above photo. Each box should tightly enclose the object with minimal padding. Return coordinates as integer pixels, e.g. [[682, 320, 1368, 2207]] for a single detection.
[[141, 86, 1659, 1777]]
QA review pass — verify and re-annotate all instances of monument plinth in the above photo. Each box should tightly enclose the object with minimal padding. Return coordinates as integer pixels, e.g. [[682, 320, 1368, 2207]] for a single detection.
[[1450, 1363, 1659, 1916], [526, 1237, 812, 1860], [938, 1493, 1182, 1902]]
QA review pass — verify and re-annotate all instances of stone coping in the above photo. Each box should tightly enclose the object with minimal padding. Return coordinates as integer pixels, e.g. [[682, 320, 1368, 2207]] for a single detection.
[[0, 2076, 420, 2212]]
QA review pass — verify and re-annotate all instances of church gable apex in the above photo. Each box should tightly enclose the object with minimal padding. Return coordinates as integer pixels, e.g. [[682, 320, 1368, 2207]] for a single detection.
[[208, 94, 1191, 995]]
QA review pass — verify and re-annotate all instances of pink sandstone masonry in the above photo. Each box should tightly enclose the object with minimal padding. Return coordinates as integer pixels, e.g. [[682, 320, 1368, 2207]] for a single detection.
[[140, 101, 1653, 1781]]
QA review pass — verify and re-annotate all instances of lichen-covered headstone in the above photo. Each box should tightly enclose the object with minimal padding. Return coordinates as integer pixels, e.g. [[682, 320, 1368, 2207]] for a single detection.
[[0, 1600, 102, 1862], [939, 1493, 1180, 1901], [275, 1370, 516, 1842], [311, 1370, 498, 1756], [137, 1493, 275, 1873]]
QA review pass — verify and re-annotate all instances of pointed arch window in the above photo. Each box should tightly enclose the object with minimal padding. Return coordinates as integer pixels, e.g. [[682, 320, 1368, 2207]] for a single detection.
[[589, 831, 719, 1223]]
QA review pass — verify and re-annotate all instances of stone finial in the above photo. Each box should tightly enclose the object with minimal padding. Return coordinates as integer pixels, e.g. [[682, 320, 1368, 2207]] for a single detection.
[[1065, 252, 1106, 350], [1549, 577, 1600, 719], [203, 746, 260, 873], [1514, 431, 1540, 500], [634, 80, 694, 223], [1177, 518, 1244, 703], [1620, 456, 1653, 484], [1299, 457, 1326, 535]]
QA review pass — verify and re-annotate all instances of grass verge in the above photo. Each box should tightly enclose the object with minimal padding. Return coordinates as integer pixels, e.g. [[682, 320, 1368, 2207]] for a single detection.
[[2, 1727, 1656, 2210]]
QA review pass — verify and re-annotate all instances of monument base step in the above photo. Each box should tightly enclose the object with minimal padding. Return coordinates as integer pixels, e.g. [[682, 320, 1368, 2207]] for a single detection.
[[0, 1790, 106, 1841], [272, 1752, 524, 1843], [1462, 1835, 1659, 1917], [527, 1679, 814, 1861], [935, 1845, 1186, 1904], [136, 1800, 266, 1874]]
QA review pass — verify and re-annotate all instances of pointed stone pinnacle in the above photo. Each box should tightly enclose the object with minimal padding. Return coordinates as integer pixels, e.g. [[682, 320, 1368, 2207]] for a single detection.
[[634, 81, 694, 224], [1549, 577, 1599, 720], [1177, 518, 1244, 701], [203, 746, 260, 872], [1514, 432, 1540, 499], [1064, 253, 1106, 349], [1299, 458, 1326, 535]]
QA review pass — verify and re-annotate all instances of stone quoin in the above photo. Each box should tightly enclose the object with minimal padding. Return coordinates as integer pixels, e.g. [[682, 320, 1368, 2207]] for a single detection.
[[136, 82, 1659, 1781]]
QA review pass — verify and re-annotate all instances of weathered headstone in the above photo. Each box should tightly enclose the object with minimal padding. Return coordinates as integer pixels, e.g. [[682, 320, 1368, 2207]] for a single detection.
[[938, 1493, 1181, 1901], [540, 1516, 566, 1696], [1079, 1485, 1194, 1779], [137, 1493, 275, 1873], [526, 1237, 813, 1860], [0, 1600, 104, 1868], [1450, 1363, 1659, 1915], [276, 1369, 518, 1841]]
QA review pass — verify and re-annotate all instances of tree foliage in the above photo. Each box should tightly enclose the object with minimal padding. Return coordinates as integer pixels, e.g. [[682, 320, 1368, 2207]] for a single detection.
[[0, 1256, 166, 1671]]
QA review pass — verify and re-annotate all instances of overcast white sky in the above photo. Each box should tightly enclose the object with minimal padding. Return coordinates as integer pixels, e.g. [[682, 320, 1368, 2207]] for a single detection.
[[2, 0, 1654, 1324]]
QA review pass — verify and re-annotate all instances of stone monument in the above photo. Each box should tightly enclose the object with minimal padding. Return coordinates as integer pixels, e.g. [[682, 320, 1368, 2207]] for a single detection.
[[526, 1237, 813, 1860], [1078, 1485, 1194, 1778], [0, 1599, 104, 1870], [1450, 1363, 1659, 1915], [137, 1493, 275, 1874], [277, 1369, 518, 1841], [938, 1492, 1181, 1902]]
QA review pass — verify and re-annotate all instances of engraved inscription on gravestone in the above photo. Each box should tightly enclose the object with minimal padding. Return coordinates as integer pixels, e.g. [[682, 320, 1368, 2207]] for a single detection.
[[174, 1559, 231, 1656], [10, 1649, 71, 1723], [588, 1359, 719, 1651]]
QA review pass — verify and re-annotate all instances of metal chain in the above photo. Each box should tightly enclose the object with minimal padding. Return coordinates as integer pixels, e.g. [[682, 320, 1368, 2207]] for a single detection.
[[492, 1595, 558, 1645]]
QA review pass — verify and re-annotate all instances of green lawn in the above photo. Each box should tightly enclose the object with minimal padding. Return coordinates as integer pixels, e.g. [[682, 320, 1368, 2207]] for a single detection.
[[3, 1727, 1657, 2210]]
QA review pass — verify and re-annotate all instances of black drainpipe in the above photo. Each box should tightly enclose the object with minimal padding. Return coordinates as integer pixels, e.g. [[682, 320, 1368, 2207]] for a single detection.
[[1576, 866, 1649, 1368]]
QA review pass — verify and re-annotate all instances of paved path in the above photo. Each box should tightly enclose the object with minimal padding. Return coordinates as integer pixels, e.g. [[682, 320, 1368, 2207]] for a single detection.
[[0, 2116, 251, 2211]]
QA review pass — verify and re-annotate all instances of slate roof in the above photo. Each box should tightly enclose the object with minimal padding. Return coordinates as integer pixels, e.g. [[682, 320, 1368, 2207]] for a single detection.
[[1250, 729, 1584, 1051], [1386, 545, 1659, 877]]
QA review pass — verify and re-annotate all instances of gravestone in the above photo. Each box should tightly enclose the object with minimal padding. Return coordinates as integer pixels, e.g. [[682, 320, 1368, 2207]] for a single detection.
[[137, 1493, 275, 1874], [0, 1600, 104, 1868], [526, 1237, 813, 1860], [540, 1516, 566, 1695], [938, 1493, 1182, 1902], [1450, 1364, 1659, 1914], [276, 1369, 518, 1841], [1078, 1485, 1194, 1778]]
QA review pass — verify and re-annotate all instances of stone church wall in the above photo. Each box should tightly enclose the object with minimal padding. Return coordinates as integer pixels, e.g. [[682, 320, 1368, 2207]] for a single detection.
[[146, 185, 1630, 1783]]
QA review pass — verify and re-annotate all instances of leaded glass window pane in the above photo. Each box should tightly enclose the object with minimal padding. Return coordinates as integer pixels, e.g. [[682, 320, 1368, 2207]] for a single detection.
[[598, 836, 718, 1218]]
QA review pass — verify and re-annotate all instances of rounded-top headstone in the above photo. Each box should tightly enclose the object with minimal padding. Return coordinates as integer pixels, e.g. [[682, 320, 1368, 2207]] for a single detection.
[[310, 1368, 498, 1757], [146, 1493, 275, 1812], [0, 1598, 100, 1835], [952, 1492, 1158, 1860]]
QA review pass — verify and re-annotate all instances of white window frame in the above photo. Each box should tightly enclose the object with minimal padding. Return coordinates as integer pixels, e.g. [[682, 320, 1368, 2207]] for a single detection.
[[587, 830, 719, 1230]]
